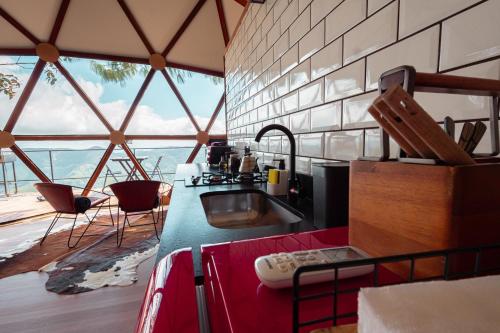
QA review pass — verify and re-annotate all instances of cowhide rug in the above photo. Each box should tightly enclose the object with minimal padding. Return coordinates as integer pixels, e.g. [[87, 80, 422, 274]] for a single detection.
[[41, 229, 158, 294], [0, 216, 111, 278], [0, 213, 161, 294]]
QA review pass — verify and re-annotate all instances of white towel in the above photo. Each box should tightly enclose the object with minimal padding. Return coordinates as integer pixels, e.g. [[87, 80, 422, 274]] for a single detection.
[[358, 275, 500, 333]]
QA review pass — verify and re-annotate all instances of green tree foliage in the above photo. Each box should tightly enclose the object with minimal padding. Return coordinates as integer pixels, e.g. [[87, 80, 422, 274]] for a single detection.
[[0, 59, 62, 99], [0, 73, 20, 99], [89, 61, 150, 85]]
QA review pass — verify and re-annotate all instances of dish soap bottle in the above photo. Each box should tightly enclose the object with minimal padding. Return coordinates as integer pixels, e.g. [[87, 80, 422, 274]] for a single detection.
[[267, 159, 288, 196]]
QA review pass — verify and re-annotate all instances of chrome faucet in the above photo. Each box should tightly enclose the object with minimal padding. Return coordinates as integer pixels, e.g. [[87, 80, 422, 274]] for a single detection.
[[255, 124, 299, 203]]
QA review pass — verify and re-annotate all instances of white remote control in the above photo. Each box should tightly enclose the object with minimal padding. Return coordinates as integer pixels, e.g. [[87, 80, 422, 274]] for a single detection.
[[254, 246, 373, 289]]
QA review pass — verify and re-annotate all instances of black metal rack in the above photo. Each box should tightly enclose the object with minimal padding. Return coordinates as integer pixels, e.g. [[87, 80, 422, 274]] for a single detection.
[[292, 242, 500, 333]]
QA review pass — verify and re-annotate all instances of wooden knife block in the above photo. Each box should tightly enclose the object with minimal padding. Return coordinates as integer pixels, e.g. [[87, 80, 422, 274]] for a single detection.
[[349, 159, 500, 278]]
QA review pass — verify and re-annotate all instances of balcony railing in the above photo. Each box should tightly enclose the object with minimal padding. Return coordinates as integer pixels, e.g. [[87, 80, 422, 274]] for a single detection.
[[0, 146, 207, 196]]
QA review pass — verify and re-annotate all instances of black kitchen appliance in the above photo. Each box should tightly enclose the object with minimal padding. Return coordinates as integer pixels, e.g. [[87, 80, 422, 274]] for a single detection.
[[206, 143, 231, 165], [312, 162, 349, 228]]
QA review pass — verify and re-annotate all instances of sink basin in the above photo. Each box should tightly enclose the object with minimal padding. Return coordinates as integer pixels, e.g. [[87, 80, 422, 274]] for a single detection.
[[200, 189, 303, 229]]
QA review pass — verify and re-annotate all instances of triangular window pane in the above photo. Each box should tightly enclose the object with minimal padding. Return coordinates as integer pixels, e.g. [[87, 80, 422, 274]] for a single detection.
[[60, 58, 150, 130], [209, 108, 227, 134], [174, 69, 225, 130], [0, 56, 38, 129], [13, 64, 109, 135], [126, 72, 198, 135]]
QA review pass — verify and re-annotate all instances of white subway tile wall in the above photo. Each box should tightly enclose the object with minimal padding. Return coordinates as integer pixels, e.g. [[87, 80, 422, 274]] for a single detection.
[[399, 0, 479, 38], [274, 32, 290, 60], [281, 0, 299, 34], [324, 130, 364, 160], [365, 26, 440, 89], [311, 102, 342, 132], [281, 44, 299, 74], [439, 0, 500, 71], [343, 2, 398, 64], [311, 38, 342, 80], [225, 0, 500, 175], [290, 109, 311, 133], [342, 91, 378, 129], [289, 6, 310, 46], [310, 0, 342, 27], [298, 20, 325, 62], [325, 0, 366, 44], [299, 133, 324, 158], [325, 59, 365, 102], [367, 0, 392, 16], [299, 79, 324, 109], [289, 58, 311, 90]]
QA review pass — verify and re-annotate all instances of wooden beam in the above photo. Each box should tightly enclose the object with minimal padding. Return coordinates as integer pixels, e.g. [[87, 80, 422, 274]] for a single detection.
[[161, 69, 201, 132], [3, 59, 46, 133], [205, 94, 225, 132], [10, 144, 51, 182], [83, 143, 115, 195], [161, 0, 207, 57], [14, 135, 109, 141], [117, 0, 155, 54], [166, 61, 224, 78], [0, 48, 36, 56], [0, 6, 40, 44], [126, 135, 198, 140], [234, 0, 248, 6], [49, 0, 71, 43], [59, 50, 149, 64], [54, 61, 114, 132], [0, 48, 222, 77], [121, 143, 150, 180], [186, 143, 202, 163], [119, 69, 156, 132], [13, 134, 227, 141], [215, 0, 230, 46]]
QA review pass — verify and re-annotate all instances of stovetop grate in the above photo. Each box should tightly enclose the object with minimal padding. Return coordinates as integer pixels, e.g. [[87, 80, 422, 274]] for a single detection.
[[185, 171, 266, 187]]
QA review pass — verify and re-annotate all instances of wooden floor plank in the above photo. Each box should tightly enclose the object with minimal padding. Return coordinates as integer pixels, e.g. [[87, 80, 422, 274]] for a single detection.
[[0, 192, 53, 224], [0, 226, 155, 333]]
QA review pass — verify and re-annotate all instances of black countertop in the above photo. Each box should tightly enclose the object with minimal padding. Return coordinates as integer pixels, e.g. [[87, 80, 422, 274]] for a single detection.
[[157, 163, 316, 278]]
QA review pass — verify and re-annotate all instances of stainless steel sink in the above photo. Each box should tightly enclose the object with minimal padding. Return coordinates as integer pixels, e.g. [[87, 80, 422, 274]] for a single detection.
[[200, 189, 303, 229]]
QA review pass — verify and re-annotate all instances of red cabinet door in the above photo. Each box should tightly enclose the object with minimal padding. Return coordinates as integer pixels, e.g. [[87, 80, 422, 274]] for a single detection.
[[135, 248, 199, 333]]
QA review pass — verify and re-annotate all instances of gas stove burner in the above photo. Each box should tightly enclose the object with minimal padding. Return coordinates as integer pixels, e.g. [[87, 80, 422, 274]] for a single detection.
[[205, 173, 229, 185], [202, 171, 230, 185], [237, 172, 265, 184], [185, 171, 266, 187]]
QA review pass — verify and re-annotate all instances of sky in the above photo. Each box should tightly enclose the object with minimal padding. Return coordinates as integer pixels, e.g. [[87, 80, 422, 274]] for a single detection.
[[0, 56, 226, 148]]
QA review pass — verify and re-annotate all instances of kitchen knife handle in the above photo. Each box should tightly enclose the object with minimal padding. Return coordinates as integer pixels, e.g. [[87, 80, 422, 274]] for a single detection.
[[458, 122, 475, 150], [444, 116, 455, 140], [465, 121, 487, 154]]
